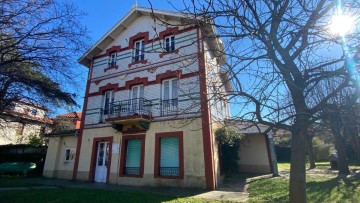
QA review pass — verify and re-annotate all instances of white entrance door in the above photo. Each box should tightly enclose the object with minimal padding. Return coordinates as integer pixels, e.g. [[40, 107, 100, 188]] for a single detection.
[[94, 142, 109, 183]]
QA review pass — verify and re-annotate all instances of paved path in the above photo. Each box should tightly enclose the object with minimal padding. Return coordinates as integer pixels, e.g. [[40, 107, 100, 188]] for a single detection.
[[0, 175, 260, 202]]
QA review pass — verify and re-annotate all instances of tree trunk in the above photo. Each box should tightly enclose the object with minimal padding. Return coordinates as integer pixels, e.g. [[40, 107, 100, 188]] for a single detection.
[[349, 126, 360, 163], [330, 122, 350, 175], [289, 120, 307, 203], [307, 134, 316, 169]]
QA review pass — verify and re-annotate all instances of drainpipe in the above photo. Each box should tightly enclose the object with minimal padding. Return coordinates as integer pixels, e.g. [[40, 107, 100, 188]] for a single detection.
[[268, 132, 279, 176]]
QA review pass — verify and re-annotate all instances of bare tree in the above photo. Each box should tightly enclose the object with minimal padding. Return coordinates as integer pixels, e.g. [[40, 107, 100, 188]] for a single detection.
[[0, 0, 90, 114], [172, 0, 360, 202]]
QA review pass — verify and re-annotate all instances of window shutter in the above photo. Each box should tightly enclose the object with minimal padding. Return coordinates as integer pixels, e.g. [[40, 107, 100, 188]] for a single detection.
[[139, 86, 144, 98], [171, 79, 178, 99], [163, 81, 170, 100], [135, 42, 140, 61], [165, 37, 170, 51], [132, 86, 138, 99], [160, 137, 179, 168], [171, 36, 175, 51], [141, 41, 145, 60], [125, 139, 141, 168]]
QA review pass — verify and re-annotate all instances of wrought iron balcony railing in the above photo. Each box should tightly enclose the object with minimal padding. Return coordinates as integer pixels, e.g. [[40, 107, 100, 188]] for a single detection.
[[103, 98, 152, 120], [160, 98, 178, 116], [124, 167, 140, 175], [159, 167, 179, 176]]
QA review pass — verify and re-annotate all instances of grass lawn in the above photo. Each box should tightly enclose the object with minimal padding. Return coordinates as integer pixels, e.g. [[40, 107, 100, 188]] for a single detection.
[[247, 162, 360, 202], [0, 176, 42, 188], [0, 188, 224, 203], [0, 176, 222, 202]]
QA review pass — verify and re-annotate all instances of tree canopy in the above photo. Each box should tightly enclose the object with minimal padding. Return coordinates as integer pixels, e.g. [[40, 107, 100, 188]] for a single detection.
[[0, 0, 90, 114], [171, 0, 360, 202]]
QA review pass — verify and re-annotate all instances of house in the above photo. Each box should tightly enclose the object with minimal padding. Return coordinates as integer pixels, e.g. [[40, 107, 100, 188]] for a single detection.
[[43, 6, 273, 190], [0, 100, 52, 145], [43, 112, 81, 179], [229, 121, 278, 174]]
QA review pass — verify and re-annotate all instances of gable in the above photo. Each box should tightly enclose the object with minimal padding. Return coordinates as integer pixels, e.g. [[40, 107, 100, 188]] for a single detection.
[[79, 7, 224, 67]]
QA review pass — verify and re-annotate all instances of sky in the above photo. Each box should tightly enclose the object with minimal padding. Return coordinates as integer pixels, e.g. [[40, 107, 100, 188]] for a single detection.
[[64, 0, 180, 115], [75, 0, 178, 41]]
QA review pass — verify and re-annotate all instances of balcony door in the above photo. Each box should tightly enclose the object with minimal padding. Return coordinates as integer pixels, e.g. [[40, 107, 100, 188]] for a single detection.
[[130, 85, 144, 114], [161, 79, 178, 115], [103, 90, 114, 116]]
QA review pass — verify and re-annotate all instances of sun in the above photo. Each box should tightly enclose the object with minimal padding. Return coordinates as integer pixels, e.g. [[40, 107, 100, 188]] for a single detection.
[[330, 14, 355, 35]]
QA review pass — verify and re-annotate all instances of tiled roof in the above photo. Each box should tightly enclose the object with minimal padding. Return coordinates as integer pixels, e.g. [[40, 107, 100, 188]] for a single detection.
[[58, 112, 82, 119], [3, 109, 52, 124], [18, 100, 48, 111]]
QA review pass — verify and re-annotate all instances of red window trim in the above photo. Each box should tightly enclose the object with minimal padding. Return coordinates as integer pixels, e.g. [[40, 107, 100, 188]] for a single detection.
[[129, 32, 149, 48], [128, 59, 148, 68], [154, 131, 184, 179], [159, 27, 179, 39], [156, 70, 182, 83], [104, 65, 119, 72], [125, 77, 149, 89], [159, 49, 179, 58], [93, 26, 196, 61], [106, 46, 122, 55], [99, 83, 118, 94], [119, 134, 145, 178], [88, 71, 200, 97]]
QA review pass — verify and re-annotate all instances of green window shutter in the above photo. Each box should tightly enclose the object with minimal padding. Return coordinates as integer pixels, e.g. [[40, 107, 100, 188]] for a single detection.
[[160, 137, 179, 168], [126, 139, 141, 168]]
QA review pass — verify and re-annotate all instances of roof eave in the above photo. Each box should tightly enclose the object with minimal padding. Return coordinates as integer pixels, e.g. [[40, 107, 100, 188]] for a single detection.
[[78, 7, 198, 68]]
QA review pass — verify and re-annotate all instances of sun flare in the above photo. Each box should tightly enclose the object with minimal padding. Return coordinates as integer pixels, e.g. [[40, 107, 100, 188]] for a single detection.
[[330, 14, 355, 35]]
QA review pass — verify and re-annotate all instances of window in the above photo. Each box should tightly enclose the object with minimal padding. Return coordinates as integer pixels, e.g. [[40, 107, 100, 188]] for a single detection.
[[31, 109, 37, 116], [130, 85, 144, 114], [133, 40, 145, 62], [120, 135, 145, 177], [161, 79, 178, 115], [64, 148, 75, 162], [164, 36, 175, 52], [6, 103, 15, 110], [160, 137, 179, 176], [109, 53, 117, 67], [103, 90, 115, 115], [154, 132, 184, 179], [124, 139, 141, 175]]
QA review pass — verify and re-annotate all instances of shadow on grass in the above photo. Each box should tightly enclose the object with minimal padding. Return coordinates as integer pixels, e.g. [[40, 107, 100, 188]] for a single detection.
[[0, 175, 43, 188], [247, 171, 360, 202], [247, 177, 289, 202], [306, 174, 360, 202], [218, 173, 265, 192], [0, 188, 184, 203], [0, 177, 220, 203]]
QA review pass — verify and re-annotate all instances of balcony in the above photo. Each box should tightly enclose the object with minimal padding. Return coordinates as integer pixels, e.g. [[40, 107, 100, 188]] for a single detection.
[[160, 99, 178, 116], [103, 98, 152, 124]]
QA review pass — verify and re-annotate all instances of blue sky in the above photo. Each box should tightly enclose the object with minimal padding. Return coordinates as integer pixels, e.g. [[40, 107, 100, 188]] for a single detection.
[[76, 0, 177, 42]]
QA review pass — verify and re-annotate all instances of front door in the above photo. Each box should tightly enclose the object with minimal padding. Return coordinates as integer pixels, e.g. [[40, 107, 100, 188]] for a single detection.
[[94, 142, 109, 183]]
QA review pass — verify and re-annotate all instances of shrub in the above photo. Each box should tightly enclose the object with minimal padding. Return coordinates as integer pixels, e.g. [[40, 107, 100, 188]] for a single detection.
[[215, 127, 244, 175]]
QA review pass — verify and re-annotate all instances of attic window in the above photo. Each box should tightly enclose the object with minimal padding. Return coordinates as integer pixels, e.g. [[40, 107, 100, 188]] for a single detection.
[[108, 53, 117, 67], [133, 40, 145, 62], [164, 36, 175, 52], [31, 109, 37, 116]]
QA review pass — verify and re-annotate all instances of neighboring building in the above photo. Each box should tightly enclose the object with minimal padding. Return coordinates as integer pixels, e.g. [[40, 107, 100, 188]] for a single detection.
[[230, 121, 278, 174], [0, 101, 51, 145], [43, 112, 81, 179], [43, 6, 273, 190]]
